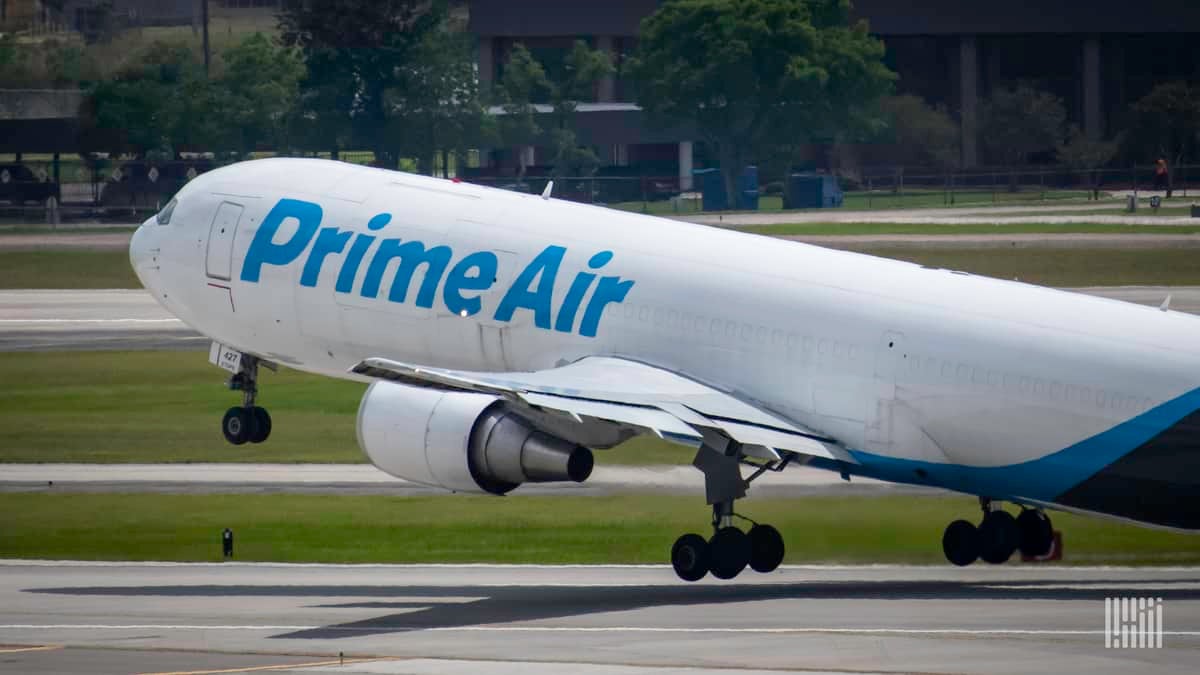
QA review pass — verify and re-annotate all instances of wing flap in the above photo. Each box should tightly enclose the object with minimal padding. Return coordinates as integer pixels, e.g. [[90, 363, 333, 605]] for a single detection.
[[350, 356, 855, 464]]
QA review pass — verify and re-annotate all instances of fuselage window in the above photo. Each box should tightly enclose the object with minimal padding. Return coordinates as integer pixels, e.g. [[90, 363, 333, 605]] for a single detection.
[[156, 198, 177, 225]]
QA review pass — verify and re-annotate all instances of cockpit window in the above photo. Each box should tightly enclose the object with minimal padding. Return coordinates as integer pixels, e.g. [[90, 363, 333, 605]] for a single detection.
[[156, 198, 177, 225]]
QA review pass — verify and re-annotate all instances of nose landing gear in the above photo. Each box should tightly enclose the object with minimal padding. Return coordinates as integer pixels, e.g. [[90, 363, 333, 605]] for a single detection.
[[220, 353, 272, 445]]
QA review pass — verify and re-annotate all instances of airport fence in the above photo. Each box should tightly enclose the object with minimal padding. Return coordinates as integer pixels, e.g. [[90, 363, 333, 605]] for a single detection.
[[2, 156, 1198, 225]]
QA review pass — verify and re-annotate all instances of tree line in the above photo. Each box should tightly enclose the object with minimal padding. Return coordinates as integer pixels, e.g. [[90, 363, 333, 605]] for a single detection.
[[1, 0, 1196, 196]]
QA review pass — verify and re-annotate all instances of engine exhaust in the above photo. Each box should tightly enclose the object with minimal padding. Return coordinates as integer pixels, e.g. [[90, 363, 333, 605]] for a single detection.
[[468, 404, 594, 494]]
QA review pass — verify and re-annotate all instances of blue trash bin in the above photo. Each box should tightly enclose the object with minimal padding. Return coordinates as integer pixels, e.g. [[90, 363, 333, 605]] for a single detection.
[[693, 168, 727, 211], [738, 165, 759, 210]]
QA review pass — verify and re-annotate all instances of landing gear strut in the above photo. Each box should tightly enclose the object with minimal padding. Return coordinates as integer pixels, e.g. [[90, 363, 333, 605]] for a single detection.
[[670, 432, 789, 582], [941, 499, 1053, 566], [221, 354, 272, 445]]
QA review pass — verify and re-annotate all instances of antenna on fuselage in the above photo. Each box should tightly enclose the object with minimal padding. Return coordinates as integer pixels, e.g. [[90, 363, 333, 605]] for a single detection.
[[1161, 294, 1172, 312], [541, 181, 553, 200]]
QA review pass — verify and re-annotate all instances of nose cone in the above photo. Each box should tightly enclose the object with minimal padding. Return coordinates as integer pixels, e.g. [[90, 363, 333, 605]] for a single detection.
[[129, 219, 157, 289]]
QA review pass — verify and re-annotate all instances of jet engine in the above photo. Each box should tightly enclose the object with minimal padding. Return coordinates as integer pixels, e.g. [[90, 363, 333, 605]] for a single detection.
[[356, 380, 594, 494]]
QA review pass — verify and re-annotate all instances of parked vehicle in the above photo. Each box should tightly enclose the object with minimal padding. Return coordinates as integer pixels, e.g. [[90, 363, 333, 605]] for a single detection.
[[0, 164, 61, 205]]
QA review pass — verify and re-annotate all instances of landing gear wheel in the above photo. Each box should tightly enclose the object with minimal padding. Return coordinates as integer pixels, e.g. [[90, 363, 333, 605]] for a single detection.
[[249, 406, 272, 444], [708, 527, 751, 580], [978, 510, 1019, 564], [942, 519, 980, 566], [748, 524, 785, 573], [671, 533, 710, 582], [222, 406, 253, 445], [1017, 509, 1053, 557]]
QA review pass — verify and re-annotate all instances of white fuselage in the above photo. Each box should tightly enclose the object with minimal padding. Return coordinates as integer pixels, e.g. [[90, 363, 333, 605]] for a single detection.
[[130, 159, 1200, 529]]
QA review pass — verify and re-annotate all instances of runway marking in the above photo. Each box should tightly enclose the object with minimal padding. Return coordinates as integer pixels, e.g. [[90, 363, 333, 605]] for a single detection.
[[4, 624, 1200, 637], [5, 559, 1200, 572], [0, 319, 181, 324], [0, 644, 62, 653], [137, 656, 384, 675]]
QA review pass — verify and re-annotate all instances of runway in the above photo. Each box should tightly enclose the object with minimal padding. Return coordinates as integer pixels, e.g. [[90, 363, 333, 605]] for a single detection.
[[4, 287, 1200, 353], [0, 561, 1197, 674], [0, 462, 914, 496]]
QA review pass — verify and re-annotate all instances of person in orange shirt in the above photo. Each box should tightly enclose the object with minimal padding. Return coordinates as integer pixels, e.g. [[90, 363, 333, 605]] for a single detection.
[[1154, 157, 1171, 197]]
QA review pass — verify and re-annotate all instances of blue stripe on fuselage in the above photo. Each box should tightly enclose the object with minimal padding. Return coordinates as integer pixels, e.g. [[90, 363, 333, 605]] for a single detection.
[[810, 387, 1200, 503]]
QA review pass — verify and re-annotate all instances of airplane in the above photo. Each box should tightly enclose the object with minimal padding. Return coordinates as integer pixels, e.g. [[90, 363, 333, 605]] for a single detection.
[[129, 157, 1200, 581]]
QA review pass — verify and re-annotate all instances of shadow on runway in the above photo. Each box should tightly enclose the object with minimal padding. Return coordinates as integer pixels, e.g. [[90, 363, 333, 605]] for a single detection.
[[27, 576, 1200, 640]]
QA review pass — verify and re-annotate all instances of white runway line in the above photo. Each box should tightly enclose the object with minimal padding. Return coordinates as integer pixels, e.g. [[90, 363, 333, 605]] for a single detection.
[[0, 318, 182, 324], [2, 624, 1198, 637]]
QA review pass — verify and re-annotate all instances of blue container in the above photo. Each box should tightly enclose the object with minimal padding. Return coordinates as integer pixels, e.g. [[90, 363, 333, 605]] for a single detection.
[[693, 168, 727, 212], [738, 165, 759, 210]]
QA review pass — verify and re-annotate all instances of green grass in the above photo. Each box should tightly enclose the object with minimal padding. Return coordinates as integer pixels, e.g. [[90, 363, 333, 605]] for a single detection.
[[0, 351, 689, 465], [0, 250, 139, 289], [610, 189, 1101, 215], [745, 222, 1200, 237], [851, 247, 1200, 286], [1, 492, 1196, 564]]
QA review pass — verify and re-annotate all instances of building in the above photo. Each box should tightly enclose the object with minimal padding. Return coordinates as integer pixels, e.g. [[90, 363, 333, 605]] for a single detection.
[[0, 0, 66, 33], [469, 0, 1200, 175]]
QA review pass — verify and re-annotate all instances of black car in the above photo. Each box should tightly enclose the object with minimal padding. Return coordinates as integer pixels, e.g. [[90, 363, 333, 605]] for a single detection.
[[0, 164, 61, 205]]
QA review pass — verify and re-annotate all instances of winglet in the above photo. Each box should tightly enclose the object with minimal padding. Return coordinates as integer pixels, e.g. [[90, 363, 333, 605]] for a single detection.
[[541, 181, 553, 200]]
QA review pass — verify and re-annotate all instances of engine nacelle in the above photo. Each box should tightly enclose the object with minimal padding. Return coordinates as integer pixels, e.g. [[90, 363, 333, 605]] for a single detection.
[[356, 380, 593, 494]]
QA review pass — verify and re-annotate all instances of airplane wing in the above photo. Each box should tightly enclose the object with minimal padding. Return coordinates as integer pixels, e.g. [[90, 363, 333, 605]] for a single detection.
[[350, 356, 856, 464]]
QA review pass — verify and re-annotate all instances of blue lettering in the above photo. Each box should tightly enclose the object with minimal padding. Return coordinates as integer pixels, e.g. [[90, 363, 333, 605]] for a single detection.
[[494, 245, 564, 329], [444, 251, 498, 317], [240, 198, 322, 282], [361, 239, 453, 308], [300, 227, 352, 287], [554, 250, 612, 333], [336, 233, 376, 293], [579, 276, 635, 338]]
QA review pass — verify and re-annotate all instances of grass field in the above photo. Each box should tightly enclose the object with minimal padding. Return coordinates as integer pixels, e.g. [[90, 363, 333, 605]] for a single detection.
[[2, 492, 1197, 565], [0, 351, 688, 465], [0, 250, 139, 289], [744, 222, 1200, 237], [853, 247, 1200, 286], [7, 228, 1200, 291]]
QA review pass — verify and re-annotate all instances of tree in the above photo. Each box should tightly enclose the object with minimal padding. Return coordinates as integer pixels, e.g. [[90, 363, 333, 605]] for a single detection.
[[854, 94, 960, 170], [978, 83, 1066, 166], [79, 42, 212, 157], [279, 0, 452, 168], [213, 33, 305, 158], [628, 0, 895, 205], [1125, 81, 1200, 166], [1057, 125, 1120, 200], [496, 41, 614, 181], [393, 20, 489, 176]]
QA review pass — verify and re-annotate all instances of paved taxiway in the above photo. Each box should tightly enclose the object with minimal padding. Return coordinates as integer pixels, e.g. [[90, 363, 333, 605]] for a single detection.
[[0, 561, 1196, 674], [5, 287, 1200, 352], [0, 463, 913, 497]]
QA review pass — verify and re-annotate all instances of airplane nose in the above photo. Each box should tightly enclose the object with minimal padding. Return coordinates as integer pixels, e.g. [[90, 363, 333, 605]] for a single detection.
[[129, 219, 157, 288]]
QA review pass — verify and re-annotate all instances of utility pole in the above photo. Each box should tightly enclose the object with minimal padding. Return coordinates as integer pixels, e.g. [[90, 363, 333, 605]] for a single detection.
[[202, 0, 211, 76]]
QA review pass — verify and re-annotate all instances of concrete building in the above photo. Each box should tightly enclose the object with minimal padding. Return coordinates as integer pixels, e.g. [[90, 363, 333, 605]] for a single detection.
[[468, 0, 1200, 174]]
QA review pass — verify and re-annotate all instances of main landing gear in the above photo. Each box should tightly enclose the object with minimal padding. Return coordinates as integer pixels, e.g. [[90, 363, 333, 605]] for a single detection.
[[941, 498, 1054, 566], [221, 354, 272, 446], [670, 432, 790, 582]]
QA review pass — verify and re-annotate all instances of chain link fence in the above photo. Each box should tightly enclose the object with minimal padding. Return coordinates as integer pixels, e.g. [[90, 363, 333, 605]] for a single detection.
[[2, 155, 1197, 225]]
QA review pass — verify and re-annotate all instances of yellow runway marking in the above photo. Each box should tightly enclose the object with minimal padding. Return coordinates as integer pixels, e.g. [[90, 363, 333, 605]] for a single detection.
[[138, 656, 384, 675], [0, 644, 63, 654]]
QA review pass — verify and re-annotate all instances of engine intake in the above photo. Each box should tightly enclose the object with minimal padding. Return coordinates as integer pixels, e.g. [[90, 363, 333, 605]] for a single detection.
[[357, 380, 593, 494]]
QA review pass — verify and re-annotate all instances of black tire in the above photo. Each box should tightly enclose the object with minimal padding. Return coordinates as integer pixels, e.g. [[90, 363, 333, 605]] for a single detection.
[[1017, 509, 1053, 557], [250, 406, 272, 444], [942, 519, 980, 567], [748, 523, 785, 573], [222, 406, 253, 445], [671, 533, 709, 582], [708, 527, 751, 580], [978, 510, 1019, 564]]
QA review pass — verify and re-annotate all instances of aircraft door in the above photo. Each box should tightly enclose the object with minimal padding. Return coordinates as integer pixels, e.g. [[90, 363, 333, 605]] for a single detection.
[[866, 331, 905, 446], [205, 201, 244, 280]]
